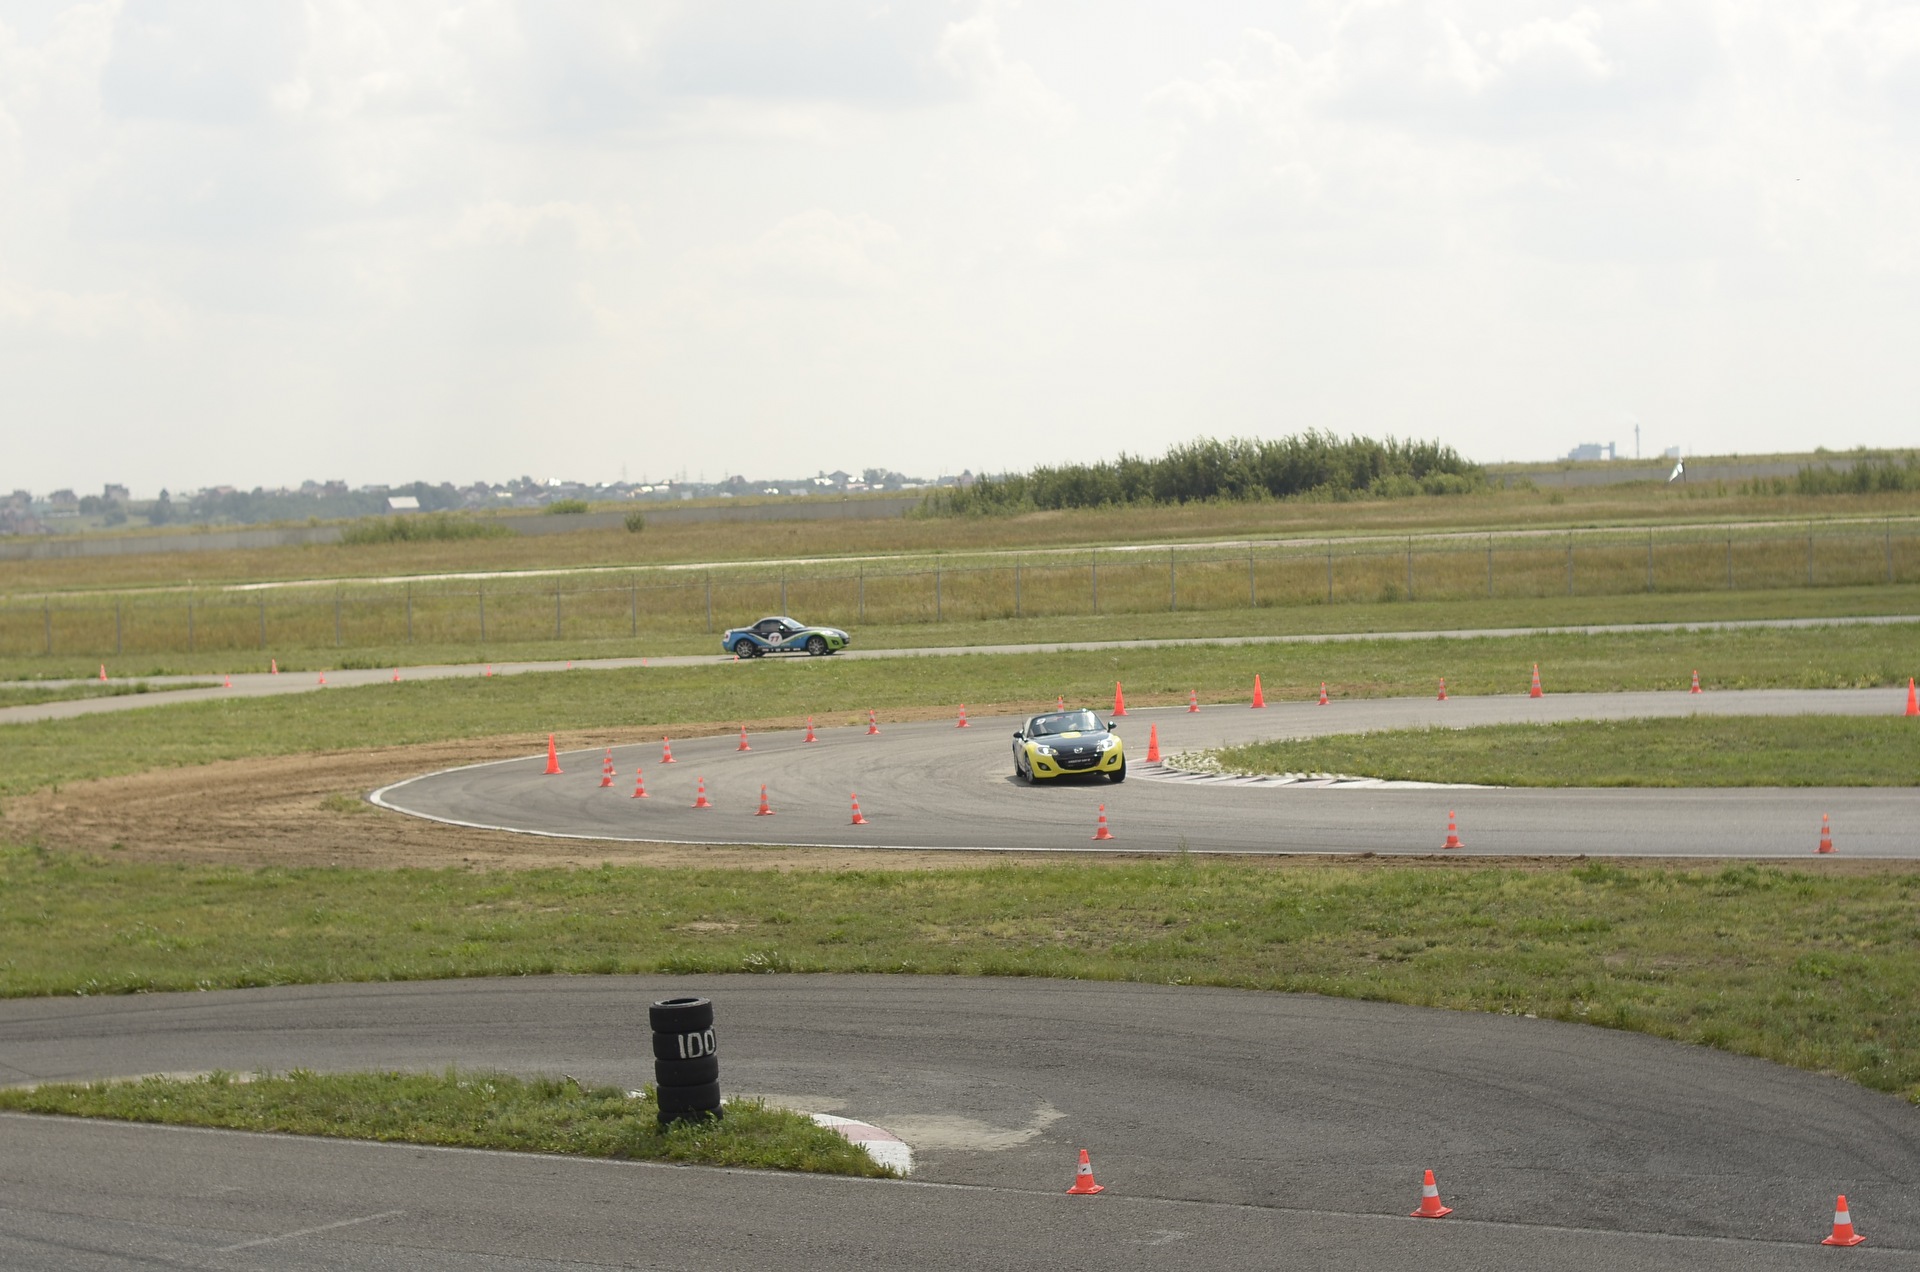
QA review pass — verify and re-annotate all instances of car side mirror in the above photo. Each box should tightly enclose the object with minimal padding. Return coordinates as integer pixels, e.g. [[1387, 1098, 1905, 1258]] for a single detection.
[[1012, 730, 1024, 740], [1107, 720, 1119, 730]]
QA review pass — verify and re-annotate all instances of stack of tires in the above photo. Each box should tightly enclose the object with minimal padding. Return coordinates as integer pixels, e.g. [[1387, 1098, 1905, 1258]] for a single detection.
[[650, 996, 722, 1126]]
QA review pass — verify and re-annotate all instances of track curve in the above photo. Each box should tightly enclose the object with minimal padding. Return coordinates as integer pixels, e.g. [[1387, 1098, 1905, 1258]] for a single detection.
[[5, 975, 1918, 1268], [373, 689, 1920, 858]]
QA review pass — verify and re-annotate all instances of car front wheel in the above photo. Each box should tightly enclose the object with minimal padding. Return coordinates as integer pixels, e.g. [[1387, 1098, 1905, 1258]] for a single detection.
[[733, 638, 759, 658], [806, 635, 828, 656], [1107, 759, 1127, 784]]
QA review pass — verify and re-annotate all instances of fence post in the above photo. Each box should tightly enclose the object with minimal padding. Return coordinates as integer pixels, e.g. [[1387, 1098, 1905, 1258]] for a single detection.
[[705, 572, 713, 633], [1888, 522, 1895, 584], [259, 596, 267, 649], [781, 572, 787, 613], [1248, 548, 1256, 608], [934, 565, 941, 622], [114, 598, 122, 655], [1091, 550, 1099, 614], [1566, 532, 1574, 596], [630, 579, 638, 637], [1405, 539, 1413, 601], [1169, 549, 1177, 611], [1326, 543, 1333, 603], [1486, 536, 1493, 598], [187, 597, 194, 652], [554, 589, 562, 640], [407, 584, 414, 642], [1807, 528, 1814, 586], [1645, 529, 1654, 592], [44, 599, 51, 655], [857, 566, 865, 622], [1726, 535, 1733, 589], [478, 587, 487, 642], [1014, 563, 1021, 618], [335, 593, 342, 646]]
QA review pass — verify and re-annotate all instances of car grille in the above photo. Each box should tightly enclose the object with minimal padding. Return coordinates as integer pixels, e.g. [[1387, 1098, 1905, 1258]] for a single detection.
[[1059, 750, 1099, 770]]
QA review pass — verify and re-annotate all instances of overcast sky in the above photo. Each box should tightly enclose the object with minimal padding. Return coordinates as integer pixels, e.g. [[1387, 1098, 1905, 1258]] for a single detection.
[[4, 1, 1919, 496]]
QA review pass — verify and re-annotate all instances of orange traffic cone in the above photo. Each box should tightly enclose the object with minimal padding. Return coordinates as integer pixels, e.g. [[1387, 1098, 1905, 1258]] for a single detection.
[[866, 709, 881, 736], [1146, 724, 1160, 763], [1817, 813, 1834, 854], [98, 664, 107, 682], [850, 793, 868, 825], [1092, 805, 1114, 841], [1410, 1169, 1452, 1218], [317, 673, 326, 686], [661, 737, 675, 764], [1443, 810, 1463, 850], [1822, 1194, 1865, 1246], [1056, 695, 1065, 711], [755, 784, 774, 816], [631, 769, 649, 799], [484, 665, 492, 677], [956, 705, 969, 728], [544, 735, 561, 775], [566, 661, 573, 670], [1251, 675, 1266, 709], [599, 749, 615, 788], [392, 668, 401, 683], [1529, 664, 1543, 698], [804, 716, 818, 743], [223, 674, 232, 689], [271, 659, 278, 675], [737, 726, 752, 752], [1317, 682, 1329, 706], [692, 777, 712, 809], [1437, 678, 1447, 701], [1188, 689, 1200, 713], [1908, 678, 1918, 717], [1113, 682, 1126, 716], [1066, 1149, 1105, 1195], [1690, 669, 1702, 694]]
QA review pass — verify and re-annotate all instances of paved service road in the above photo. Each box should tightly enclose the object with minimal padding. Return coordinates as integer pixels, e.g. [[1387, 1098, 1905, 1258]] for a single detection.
[[3, 612, 1914, 725], [375, 689, 1920, 859], [4, 976, 1917, 1268]]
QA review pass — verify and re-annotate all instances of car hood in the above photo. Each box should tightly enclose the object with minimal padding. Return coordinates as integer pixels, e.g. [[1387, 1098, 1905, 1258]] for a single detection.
[[1031, 730, 1112, 745]]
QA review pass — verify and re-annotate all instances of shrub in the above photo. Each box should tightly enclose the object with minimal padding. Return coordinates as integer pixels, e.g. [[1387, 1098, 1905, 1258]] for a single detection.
[[545, 499, 591, 515], [339, 514, 513, 545], [624, 510, 646, 534]]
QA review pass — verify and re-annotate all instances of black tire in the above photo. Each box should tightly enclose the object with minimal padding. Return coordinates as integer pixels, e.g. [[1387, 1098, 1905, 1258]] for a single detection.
[[653, 1054, 719, 1087], [733, 638, 759, 658], [656, 1080, 723, 1123], [806, 635, 828, 656], [1016, 753, 1034, 784], [649, 996, 713, 1033], [1107, 759, 1127, 784]]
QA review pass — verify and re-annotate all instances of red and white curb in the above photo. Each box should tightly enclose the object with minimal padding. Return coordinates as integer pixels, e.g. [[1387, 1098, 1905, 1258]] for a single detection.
[[808, 1112, 913, 1175]]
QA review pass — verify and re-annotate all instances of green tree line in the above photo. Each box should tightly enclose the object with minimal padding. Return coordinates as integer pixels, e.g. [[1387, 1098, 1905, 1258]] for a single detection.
[[922, 433, 1483, 515]]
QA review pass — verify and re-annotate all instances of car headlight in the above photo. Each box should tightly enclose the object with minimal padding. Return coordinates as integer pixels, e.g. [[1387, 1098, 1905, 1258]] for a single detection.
[[1097, 736, 1120, 752], [1031, 743, 1056, 757]]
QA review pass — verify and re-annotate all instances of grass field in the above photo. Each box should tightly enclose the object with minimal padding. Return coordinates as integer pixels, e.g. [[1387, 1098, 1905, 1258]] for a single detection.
[[3, 621, 1915, 801], [4, 848, 1917, 1103], [0, 1069, 889, 1177], [6, 483, 1919, 598], [1208, 717, 1920, 787], [5, 580, 1920, 683]]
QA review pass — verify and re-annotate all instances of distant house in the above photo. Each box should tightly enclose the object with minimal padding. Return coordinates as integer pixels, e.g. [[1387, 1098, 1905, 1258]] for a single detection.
[[824, 470, 853, 488], [1566, 443, 1616, 462], [103, 483, 130, 505], [387, 495, 421, 512], [48, 489, 79, 512]]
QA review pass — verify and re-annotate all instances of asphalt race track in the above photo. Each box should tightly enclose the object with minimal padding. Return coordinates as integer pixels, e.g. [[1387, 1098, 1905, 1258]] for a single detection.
[[374, 689, 1920, 859], [5, 975, 1919, 1269]]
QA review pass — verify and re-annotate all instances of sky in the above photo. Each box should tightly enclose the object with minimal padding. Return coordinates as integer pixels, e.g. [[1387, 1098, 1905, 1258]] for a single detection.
[[4, 1, 1919, 497]]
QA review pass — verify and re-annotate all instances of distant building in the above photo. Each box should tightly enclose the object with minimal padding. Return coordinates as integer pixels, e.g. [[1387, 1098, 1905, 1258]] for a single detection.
[[1663, 446, 1681, 460], [103, 483, 130, 505], [48, 489, 79, 512], [1566, 443, 1616, 462], [387, 495, 421, 512]]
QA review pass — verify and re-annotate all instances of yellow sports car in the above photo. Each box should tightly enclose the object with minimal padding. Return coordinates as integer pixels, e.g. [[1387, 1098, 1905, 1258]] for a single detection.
[[1012, 708, 1126, 783]]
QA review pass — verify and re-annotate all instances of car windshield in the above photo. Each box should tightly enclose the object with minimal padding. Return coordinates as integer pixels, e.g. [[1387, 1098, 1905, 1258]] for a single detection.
[[1030, 710, 1101, 736]]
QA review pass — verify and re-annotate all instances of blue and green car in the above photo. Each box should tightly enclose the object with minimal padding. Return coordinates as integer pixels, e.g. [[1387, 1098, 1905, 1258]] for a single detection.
[[721, 616, 851, 658]]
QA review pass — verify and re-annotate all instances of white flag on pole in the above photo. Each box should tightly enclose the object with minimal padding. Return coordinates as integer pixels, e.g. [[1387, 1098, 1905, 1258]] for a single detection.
[[1668, 459, 1686, 483]]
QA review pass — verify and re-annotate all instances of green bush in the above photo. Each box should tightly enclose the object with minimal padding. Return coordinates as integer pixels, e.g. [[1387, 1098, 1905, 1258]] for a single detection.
[[624, 509, 647, 533], [338, 514, 512, 545], [920, 432, 1484, 515], [545, 499, 591, 515]]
